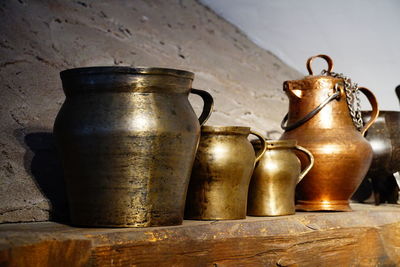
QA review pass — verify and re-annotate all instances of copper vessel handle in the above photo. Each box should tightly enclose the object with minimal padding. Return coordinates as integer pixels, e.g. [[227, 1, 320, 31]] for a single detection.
[[249, 130, 267, 163], [190, 88, 214, 126], [358, 87, 379, 136], [306, 54, 334, 75], [281, 90, 340, 131], [294, 145, 314, 183]]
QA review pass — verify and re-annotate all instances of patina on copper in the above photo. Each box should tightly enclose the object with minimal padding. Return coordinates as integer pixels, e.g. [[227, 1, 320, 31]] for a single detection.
[[248, 139, 314, 216], [280, 55, 379, 211], [54, 66, 213, 227], [184, 126, 266, 220]]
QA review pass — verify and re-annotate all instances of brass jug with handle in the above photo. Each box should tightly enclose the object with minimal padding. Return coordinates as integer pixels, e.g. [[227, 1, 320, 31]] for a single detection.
[[54, 67, 213, 227], [184, 126, 267, 220], [280, 55, 379, 211], [247, 139, 314, 216]]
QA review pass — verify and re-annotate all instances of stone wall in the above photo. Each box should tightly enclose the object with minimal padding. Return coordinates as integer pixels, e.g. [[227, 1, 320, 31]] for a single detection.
[[0, 0, 300, 223]]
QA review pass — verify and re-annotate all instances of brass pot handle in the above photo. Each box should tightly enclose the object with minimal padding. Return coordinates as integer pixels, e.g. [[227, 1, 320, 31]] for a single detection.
[[306, 54, 334, 75], [190, 88, 214, 126], [294, 145, 314, 183], [249, 130, 267, 163], [358, 87, 379, 136]]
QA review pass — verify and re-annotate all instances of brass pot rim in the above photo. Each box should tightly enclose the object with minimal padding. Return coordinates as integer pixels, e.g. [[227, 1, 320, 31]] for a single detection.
[[266, 139, 297, 148], [201, 125, 250, 135], [60, 66, 194, 80], [252, 139, 297, 149]]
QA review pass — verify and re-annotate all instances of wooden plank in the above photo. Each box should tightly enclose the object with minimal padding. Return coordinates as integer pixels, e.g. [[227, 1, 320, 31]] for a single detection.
[[1, 204, 400, 266], [0, 240, 92, 267]]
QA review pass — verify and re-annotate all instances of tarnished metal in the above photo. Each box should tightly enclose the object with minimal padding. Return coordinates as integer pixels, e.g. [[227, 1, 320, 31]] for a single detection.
[[247, 139, 314, 216], [362, 111, 400, 173], [54, 66, 213, 227], [352, 111, 400, 204], [184, 126, 266, 220], [281, 55, 379, 211]]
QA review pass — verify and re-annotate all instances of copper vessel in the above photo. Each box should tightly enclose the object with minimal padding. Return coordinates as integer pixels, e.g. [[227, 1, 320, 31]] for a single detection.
[[247, 140, 314, 216], [54, 67, 213, 227], [280, 55, 379, 211], [184, 126, 266, 220]]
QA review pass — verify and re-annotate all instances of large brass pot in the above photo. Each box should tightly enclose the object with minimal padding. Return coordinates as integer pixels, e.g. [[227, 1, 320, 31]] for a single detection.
[[54, 67, 213, 227], [280, 55, 379, 211], [247, 140, 314, 216], [184, 126, 266, 220]]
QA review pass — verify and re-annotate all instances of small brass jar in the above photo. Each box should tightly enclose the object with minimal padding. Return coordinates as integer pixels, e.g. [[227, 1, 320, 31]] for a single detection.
[[247, 140, 314, 216], [184, 126, 266, 220]]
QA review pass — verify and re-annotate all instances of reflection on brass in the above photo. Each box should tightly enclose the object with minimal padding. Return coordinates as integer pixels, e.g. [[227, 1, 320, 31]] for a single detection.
[[184, 126, 266, 220], [54, 66, 213, 227], [248, 140, 314, 216], [281, 55, 379, 211]]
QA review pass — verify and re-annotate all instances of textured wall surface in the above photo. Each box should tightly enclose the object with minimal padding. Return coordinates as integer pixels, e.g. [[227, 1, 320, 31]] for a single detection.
[[0, 0, 300, 223]]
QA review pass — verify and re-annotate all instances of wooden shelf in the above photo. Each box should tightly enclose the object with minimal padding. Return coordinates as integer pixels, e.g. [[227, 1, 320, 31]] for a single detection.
[[1, 203, 400, 266]]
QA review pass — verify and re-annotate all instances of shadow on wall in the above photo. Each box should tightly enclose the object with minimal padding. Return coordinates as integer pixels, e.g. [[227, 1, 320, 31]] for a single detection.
[[17, 129, 69, 222]]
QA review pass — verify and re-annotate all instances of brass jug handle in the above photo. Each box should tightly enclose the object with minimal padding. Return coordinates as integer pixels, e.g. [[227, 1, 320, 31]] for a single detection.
[[294, 145, 314, 183], [358, 87, 379, 136], [190, 88, 214, 126], [306, 54, 334, 75], [249, 130, 267, 163]]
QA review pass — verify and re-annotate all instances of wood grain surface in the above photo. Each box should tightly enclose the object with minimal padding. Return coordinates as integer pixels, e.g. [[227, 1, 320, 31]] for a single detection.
[[1, 204, 400, 266]]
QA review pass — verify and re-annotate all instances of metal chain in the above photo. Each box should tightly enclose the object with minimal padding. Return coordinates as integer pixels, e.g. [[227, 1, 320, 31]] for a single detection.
[[321, 69, 363, 131]]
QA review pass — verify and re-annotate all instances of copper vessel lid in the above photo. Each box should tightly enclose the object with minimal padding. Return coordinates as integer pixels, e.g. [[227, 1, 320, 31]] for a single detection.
[[60, 66, 194, 80], [201, 126, 250, 135]]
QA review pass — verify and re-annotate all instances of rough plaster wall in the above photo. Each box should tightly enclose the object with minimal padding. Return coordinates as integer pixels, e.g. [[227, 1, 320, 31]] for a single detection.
[[0, 0, 300, 223]]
